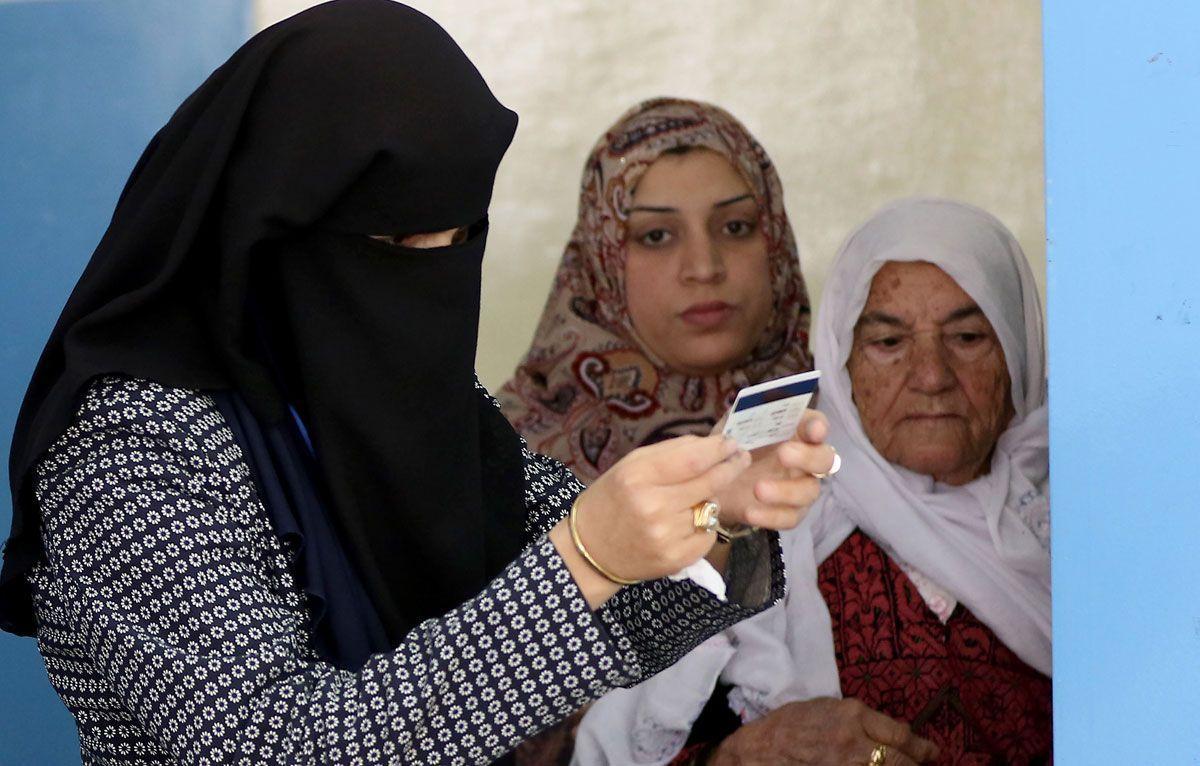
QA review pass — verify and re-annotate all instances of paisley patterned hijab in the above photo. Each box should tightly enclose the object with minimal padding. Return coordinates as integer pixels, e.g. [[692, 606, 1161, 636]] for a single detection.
[[498, 98, 812, 482]]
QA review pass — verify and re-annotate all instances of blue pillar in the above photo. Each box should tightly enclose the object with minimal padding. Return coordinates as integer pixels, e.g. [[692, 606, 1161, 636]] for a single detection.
[[1044, 3, 1200, 762], [0, 2, 250, 760]]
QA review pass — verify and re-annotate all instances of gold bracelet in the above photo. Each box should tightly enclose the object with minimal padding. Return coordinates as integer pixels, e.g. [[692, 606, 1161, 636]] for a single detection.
[[568, 497, 641, 586]]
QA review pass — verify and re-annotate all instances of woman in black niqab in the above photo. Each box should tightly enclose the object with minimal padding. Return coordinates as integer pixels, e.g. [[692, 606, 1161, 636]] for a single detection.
[[2, 0, 526, 650], [1, 5, 832, 761]]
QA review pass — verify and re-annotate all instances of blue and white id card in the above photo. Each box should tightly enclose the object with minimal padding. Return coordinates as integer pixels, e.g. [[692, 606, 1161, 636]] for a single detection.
[[722, 370, 821, 451]]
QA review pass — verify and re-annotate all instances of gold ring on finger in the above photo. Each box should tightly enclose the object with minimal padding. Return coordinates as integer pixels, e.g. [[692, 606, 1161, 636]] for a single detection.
[[811, 448, 842, 480], [691, 500, 720, 532], [869, 743, 888, 766]]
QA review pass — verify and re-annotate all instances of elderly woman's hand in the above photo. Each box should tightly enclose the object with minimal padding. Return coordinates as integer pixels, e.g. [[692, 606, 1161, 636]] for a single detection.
[[712, 409, 836, 532], [708, 698, 938, 766], [550, 434, 752, 607]]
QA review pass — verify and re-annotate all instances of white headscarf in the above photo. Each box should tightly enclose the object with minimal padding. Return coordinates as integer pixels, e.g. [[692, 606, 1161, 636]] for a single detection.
[[573, 198, 1051, 765]]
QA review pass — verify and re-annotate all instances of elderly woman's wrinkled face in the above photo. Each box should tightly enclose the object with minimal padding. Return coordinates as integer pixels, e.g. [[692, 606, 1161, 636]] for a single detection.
[[624, 148, 774, 377], [847, 261, 1013, 485]]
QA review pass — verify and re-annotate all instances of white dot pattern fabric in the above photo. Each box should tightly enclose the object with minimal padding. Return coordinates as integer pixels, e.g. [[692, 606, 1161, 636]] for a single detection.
[[27, 376, 783, 765]]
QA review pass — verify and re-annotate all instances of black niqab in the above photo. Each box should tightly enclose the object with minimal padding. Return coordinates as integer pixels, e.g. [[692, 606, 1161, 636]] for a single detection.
[[2, 0, 526, 642]]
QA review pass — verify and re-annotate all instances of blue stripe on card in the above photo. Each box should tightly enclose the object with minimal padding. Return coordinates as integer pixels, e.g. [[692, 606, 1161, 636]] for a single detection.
[[732, 377, 819, 411]]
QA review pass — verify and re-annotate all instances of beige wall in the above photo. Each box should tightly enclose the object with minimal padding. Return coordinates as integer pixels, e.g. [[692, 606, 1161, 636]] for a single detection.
[[257, 0, 1045, 389]]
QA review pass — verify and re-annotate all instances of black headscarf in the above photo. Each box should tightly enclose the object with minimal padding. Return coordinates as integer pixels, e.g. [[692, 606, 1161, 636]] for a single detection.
[[2, 0, 527, 641]]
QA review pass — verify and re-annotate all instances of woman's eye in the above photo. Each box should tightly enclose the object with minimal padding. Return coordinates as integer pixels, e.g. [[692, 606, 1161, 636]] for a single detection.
[[637, 228, 672, 247], [945, 330, 995, 360], [368, 227, 467, 249], [861, 335, 909, 363], [951, 332, 987, 345], [723, 219, 755, 237]]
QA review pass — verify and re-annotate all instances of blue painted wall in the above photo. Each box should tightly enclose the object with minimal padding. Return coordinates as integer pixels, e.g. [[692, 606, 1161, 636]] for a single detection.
[[1044, 3, 1200, 763], [0, 1, 250, 760]]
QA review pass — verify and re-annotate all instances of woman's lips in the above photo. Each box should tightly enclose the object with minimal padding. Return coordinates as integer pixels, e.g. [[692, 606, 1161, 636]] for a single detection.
[[680, 301, 735, 328]]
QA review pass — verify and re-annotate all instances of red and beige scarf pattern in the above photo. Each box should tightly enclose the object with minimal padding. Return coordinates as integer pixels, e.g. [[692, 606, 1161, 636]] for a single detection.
[[498, 98, 812, 483]]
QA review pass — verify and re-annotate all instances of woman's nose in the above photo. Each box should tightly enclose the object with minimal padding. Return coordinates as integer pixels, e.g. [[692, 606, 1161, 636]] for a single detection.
[[908, 335, 957, 393], [679, 233, 727, 284]]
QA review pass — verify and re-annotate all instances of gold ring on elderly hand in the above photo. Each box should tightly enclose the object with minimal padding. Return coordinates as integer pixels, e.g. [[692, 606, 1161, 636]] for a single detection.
[[811, 448, 842, 480], [869, 743, 888, 765], [691, 500, 720, 532]]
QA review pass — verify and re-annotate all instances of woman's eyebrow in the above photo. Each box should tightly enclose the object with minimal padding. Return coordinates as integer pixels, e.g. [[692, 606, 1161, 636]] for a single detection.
[[628, 193, 753, 215], [713, 193, 754, 209], [857, 311, 907, 329], [941, 304, 985, 324], [628, 204, 676, 214]]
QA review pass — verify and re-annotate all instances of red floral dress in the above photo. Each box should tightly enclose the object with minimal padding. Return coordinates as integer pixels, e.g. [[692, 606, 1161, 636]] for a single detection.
[[818, 530, 1052, 765]]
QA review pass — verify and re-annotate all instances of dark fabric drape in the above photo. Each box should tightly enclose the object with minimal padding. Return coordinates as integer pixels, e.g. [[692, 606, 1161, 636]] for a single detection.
[[212, 391, 390, 670], [4, 0, 526, 643], [259, 228, 528, 638]]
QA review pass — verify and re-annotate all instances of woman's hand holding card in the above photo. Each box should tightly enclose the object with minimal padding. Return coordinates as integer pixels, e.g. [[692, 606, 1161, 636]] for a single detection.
[[714, 408, 836, 532]]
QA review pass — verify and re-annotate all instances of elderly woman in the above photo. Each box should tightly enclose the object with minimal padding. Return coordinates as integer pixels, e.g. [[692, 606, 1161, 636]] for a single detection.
[[0, 4, 836, 764], [498, 98, 814, 764], [575, 198, 1052, 765]]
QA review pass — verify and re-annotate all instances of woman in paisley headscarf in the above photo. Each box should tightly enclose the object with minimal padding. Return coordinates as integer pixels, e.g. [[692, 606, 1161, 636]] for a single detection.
[[499, 97, 812, 484], [499, 97, 813, 764]]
